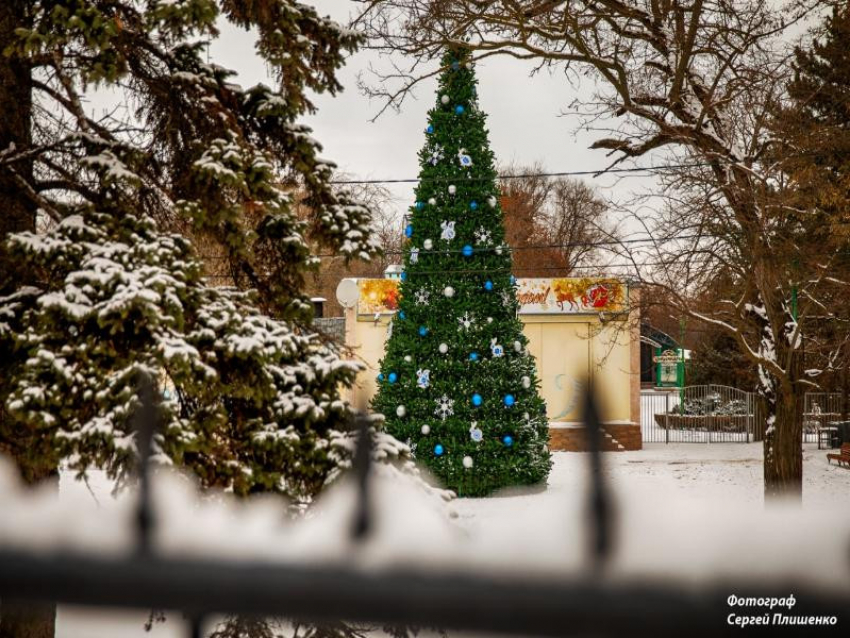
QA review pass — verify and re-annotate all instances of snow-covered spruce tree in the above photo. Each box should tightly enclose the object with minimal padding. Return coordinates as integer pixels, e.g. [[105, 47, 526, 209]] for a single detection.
[[372, 49, 551, 497], [0, 0, 389, 498]]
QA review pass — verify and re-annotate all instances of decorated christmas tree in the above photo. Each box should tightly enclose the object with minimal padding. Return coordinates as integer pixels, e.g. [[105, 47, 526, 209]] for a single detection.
[[372, 48, 551, 496]]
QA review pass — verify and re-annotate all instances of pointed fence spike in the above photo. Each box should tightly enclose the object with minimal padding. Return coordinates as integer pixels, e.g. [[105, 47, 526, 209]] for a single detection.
[[134, 370, 158, 556], [583, 379, 613, 571], [351, 411, 373, 541]]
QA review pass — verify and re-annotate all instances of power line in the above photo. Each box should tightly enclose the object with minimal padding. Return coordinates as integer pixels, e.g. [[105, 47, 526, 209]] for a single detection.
[[329, 163, 709, 185]]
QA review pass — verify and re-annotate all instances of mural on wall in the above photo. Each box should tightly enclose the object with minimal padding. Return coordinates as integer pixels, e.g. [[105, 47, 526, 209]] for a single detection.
[[516, 278, 626, 314], [357, 279, 400, 316], [355, 277, 626, 318]]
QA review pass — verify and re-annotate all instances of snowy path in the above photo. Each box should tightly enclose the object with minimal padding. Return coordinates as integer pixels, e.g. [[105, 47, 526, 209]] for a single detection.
[[55, 443, 850, 637]]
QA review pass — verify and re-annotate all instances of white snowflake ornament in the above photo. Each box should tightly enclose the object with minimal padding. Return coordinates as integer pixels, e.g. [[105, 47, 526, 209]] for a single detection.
[[434, 394, 455, 421], [416, 368, 431, 389], [458, 311, 475, 331], [440, 220, 456, 241], [501, 290, 513, 307], [491, 338, 504, 357], [414, 288, 430, 305], [428, 144, 445, 166], [470, 422, 483, 442], [474, 227, 492, 245], [457, 148, 473, 168], [410, 247, 419, 264]]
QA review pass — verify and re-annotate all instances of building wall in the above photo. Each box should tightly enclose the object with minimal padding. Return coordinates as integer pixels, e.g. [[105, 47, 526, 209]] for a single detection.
[[341, 283, 641, 450]]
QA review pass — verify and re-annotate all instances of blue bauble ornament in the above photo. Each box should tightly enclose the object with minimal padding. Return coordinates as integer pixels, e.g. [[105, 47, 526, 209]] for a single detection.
[[388, 372, 398, 384], [451, 61, 460, 70], [398, 310, 406, 320], [455, 105, 465, 115], [462, 244, 473, 257], [503, 435, 514, 447], [484, 280, 494, 291], [504, 394, 516, 407], [434, 444, 445, 456], [416, 201, 425, 210], [400, 272, 407, 281], [470, 200, 478, 210], [427, 125, 434, 134], [405, 224, 413, 238], [510, 275, 517, 285], [377, 373, 384, 382], [472, 393, 483, 406], [469, 352, 479, 361], [418, 325, 429, 337]]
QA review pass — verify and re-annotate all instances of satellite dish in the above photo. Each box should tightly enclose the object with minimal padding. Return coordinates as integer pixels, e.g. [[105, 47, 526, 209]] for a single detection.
[[336, 278, 359, 309]]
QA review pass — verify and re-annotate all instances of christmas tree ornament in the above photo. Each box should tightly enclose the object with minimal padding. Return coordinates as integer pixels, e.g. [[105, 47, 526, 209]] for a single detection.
[[463, 456, 474, 469], [502, 435, 514, 447], [441, 94, 450, 104], [504, 394, 515, 407], [484, 280, 493, 291], [495, 245, 503, 255], [487, 196, 497, 208], [398, 310, 406, 320], [377, 373, 384, 382], [510, 275, 517, 285], [419, 325, 429, 336], [428, 145, 445, 166], [470, 200, 478, 210], [416, 201, 425, 210], [522, 376, 531, 389], [438, 342, 449, 354], [491, 339, 504, 357], [457, 311, 474, 331], [428, 197, 437, 205], [405, 224, 413, 238], [474, 227, 492, 245], [470, 423, 484, 442], [400, 271, 407, 281], [451, 60, 460, 70], [455, 105, 465, 115], [396, 405, 407, 417], [434, 444, 444, 456], [469, 352, 479, 361], [434, 394, 455, 421], [448, 184, 457, 195], [421, 425, 431, 435], [457, 149, 473, 168], [388, 372, 398, 384], [410, 247, 419, 264], [462, 244, 473, 257], [416, 368, 431, 389], [440, 220, 456, 240], [472, 393, 483, 406], [414, 288, 430, 305], [514, 340, 522, 352], [386, 320, 393, 339], [487, 317, 493, 323], [500, 290, 513, 307], [404, 355, 412, 362], [424, 238, 433, 250], [427, 125, 434, 134], [444, 286, 455, 298]]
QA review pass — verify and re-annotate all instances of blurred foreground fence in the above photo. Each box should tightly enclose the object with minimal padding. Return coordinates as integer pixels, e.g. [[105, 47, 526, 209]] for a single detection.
[[1, 375, 848, 637]]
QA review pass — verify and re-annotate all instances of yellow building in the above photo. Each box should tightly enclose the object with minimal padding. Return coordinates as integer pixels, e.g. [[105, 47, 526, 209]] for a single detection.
[[335, 277, 641, 451]]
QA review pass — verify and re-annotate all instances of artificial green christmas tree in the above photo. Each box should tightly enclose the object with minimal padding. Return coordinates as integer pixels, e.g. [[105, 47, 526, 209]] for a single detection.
[[373, 48, 551, 496]]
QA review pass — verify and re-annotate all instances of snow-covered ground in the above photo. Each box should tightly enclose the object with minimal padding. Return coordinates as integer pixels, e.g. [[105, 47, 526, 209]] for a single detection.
[[35, 443, 850, 636]]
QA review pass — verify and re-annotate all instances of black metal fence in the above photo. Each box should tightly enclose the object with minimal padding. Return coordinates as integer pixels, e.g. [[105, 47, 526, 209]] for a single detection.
[[1, 374, 848, 637]]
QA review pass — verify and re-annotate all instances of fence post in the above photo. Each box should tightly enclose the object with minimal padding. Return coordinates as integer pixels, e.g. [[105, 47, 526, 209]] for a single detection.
[[665, 392, 669, 445]]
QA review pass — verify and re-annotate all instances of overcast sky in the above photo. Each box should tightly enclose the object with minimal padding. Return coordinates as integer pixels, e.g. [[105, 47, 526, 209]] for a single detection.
[[208, 0, 663, 229]]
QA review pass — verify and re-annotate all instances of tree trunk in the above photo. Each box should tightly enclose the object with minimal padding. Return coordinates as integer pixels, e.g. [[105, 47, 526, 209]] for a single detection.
[[0, 4, 56, 638], [763, 388, 804, 500], [0, 0, 35, 292]]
